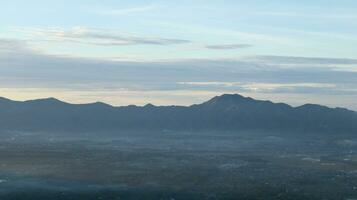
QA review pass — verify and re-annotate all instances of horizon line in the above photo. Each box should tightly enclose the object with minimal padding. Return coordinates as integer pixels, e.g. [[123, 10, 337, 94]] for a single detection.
[[0, 94, 354, 112]]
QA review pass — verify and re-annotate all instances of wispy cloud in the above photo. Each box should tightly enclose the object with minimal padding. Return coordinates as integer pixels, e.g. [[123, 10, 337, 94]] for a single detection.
[[178, 82, 241, 87], [94, 5, 156, 16], [254, 11, 357, 20], [205, 44, 252, 50], [1, 39, 357, 109], [0, 39, 31, 53], [241, 82, 336, 93], [251, 55, 357, 66], [178, 81, 337, 93], [17, 27, 191, 46]]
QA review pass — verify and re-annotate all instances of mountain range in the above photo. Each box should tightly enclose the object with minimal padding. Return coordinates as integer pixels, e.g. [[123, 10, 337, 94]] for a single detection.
[[0, 94, 356, 133]]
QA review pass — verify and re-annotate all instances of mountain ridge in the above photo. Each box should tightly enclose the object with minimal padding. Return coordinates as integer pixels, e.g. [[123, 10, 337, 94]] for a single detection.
[[0, 94, 354, 111], [0, 94, 356, 133]]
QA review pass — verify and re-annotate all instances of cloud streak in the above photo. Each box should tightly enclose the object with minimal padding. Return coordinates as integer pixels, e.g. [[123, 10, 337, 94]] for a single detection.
[[177, 81, 341, 95], [254, 11, 357, 20], [1, 38, 357, 109], [252, 55, 357, 65], [18, 27, 191, 46], [94, 5, 156, 16], [0, 39, 33, 53], [205, 44, 252, 50]]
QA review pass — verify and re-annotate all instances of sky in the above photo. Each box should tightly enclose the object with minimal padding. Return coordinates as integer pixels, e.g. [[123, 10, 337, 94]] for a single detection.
[[1, 0, 357, 109]]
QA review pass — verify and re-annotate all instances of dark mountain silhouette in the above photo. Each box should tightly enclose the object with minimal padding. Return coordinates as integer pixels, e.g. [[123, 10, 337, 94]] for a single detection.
[[0, 94, 356, 133]]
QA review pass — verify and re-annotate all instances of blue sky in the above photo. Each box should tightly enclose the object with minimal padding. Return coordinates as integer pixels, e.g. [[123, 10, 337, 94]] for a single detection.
[[1, 0, 357, 109]]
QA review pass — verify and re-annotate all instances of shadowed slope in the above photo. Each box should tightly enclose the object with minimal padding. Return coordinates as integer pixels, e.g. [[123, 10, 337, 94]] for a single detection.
[[0, 94, 356, 133]]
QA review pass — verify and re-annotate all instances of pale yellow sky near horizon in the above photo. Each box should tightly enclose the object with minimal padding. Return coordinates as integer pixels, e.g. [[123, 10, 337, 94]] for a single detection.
[[1, 88, 356, 111], [1, 1, 357, 111]]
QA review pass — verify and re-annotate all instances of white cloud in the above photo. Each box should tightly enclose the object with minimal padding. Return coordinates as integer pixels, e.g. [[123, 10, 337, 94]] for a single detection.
[[241, 82, 336, 92], [178, 82, 337, 93]]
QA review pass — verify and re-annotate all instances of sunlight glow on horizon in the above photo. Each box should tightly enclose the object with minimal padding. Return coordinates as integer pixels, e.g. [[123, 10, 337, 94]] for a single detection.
[[0, 0, 357, 109]]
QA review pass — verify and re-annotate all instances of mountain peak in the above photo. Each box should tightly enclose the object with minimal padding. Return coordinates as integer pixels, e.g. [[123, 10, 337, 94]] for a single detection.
[[203, 94, 254, 106], [0, 94, 355, 133], [0, 97, 13, 103], [92, 101, 112, 106], [144, 103, 156, 108], [24, 97, 67, 105]]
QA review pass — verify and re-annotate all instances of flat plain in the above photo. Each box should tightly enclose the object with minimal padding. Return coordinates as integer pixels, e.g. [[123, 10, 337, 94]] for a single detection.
[[0, 131, 356, 200]]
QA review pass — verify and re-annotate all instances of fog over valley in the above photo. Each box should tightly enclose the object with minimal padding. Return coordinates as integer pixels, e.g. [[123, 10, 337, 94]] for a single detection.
[[1, 0, 357, 199]]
